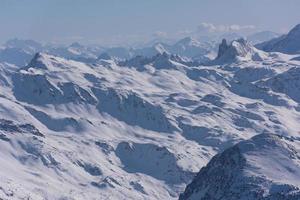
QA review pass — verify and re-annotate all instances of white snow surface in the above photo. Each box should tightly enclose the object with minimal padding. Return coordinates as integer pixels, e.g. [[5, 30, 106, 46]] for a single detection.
[[0, 41, 300, 199]]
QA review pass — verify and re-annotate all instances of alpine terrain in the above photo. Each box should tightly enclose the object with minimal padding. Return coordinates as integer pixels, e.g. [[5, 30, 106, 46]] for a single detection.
[[0, 15, 300, 199]]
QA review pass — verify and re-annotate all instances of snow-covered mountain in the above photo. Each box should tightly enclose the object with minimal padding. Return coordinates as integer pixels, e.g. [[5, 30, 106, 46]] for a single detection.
[[247, 31, 281, 45], [212, 38, 268, 64], [0, 36, 213, 65], [169, 37, 210, 59], [120, 52, 194, 71], [4, 38, 43, 54], [101, 37, 213, 61], [256, 24, 300, 54], [45, 42, 103, 62], [1, 26, 300, 199], [180, 133, 300, 200]]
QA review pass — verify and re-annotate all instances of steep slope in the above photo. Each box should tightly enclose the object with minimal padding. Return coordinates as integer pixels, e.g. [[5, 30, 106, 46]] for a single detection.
[[180, 133, 300, 200], [256, 24, 300, 54]]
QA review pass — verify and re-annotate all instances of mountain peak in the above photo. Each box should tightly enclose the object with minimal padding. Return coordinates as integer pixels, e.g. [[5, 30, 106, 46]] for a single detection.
[[216, 39, 229, 59], [180, 133, 300, 200], [213, 38, 267, 64], [26, 52, 52, 69]]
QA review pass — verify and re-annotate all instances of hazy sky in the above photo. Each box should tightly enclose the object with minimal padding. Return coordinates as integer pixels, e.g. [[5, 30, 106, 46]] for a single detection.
[[0, 0, 299, 45]]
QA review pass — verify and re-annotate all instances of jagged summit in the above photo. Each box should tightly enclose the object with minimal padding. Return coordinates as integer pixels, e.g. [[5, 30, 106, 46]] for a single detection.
[[180, 133, 300, 200], [151, 52, 184, 69], [216, 39, 229, 59], [25, 52, 84, 70], [256, 23, 300, 54], [212, 38, 267, 64], [26, 52, 49, 69]]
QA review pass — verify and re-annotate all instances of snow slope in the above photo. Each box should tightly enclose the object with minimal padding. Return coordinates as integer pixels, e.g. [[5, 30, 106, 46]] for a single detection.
[[256, 24, 300, 54], [0, 35, 300, 199], [180, 133, 300, 200], [247, 31, 281, 45]]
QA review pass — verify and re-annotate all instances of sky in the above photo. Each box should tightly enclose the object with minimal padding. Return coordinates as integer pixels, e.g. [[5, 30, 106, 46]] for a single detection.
[[0, 0, 300, 46]]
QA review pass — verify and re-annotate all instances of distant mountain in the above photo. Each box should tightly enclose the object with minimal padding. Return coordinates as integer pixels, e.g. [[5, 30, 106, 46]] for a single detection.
[[45, 42, 101, 61], [4, 38, 43, 54], [0, 47, 33, 66], [218, 32, 243, 42], [247, 31, 281, 44], [120, 52, 192, 70], [0, 39, 43, 66], [131, 37, 211, 60], [180, 133, 300, 200], [104, 47, 134, 60], [100, 37, 213, 61], [134, 43, 169, 58], [256, 24, 300, 54], [1, 36, 214, 64], [169, 37, 210, 59]]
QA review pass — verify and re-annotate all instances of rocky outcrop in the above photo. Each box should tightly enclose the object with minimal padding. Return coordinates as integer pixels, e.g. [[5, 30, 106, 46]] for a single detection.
[[180, 134, 300, 200]]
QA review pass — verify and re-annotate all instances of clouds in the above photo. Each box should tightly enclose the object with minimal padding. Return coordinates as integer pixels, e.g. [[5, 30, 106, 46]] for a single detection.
[[197, 22, 256, 34]]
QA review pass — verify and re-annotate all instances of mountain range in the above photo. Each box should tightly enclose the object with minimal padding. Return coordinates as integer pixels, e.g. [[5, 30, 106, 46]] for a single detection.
[[0, 25, 300, 199]]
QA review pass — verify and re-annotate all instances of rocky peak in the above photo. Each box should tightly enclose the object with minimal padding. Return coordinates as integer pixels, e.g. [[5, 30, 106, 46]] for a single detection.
[[213, 38, 267, 64], [26, 52, 49, 69], [216, 39, 229, 59]]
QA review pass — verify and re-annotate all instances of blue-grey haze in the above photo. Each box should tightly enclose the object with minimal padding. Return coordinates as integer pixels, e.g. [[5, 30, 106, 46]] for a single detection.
[[0, 0, 299, 45]]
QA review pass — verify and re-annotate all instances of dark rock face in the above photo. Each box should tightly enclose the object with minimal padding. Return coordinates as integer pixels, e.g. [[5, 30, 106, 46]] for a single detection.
[[0, 119, 43, 137], [179, 134, 300, 200], [216, 39, 229, 59], [212, 38, 264, 64], [179, 145, 247, 200]]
